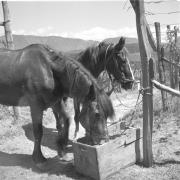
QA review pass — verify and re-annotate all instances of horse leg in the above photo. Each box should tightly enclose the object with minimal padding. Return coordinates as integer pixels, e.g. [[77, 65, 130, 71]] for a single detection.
[[52, 100, 70, 160], [53, 98, 68, 130], [12, 106, 19, 123], [52, 102, 61, 130], [73, 99, 80, 139], [30, 103, 46, 167]]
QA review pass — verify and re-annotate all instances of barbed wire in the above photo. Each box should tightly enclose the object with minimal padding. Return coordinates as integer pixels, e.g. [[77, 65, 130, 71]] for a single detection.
[[123, 0, 128, 10], [145, 10, 180, 16], [144, 0, 169, 4], [148, 23, 180, 26]]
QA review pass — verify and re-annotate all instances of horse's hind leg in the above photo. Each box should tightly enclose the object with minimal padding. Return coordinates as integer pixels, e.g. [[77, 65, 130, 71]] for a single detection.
[[74, 99, 80, 139], [30, 102, 46, 167]]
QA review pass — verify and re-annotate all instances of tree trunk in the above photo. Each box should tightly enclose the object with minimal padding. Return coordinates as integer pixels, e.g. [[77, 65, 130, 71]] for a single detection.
[[2, 1, 19, 122]]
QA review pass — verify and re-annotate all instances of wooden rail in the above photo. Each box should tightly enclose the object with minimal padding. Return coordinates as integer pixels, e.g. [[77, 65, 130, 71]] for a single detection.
[[152, 79, 180, 97]]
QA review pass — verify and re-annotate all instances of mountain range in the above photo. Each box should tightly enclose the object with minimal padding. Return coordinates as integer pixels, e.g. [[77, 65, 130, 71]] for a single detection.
[[0, 35, 140, 61]]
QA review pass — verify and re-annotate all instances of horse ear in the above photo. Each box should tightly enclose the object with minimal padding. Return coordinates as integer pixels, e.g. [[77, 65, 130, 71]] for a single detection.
[[114, 37, 126, 51]]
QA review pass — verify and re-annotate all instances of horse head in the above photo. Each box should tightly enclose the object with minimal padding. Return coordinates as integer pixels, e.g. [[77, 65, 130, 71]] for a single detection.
[[103, 37, 134, 90], [61, 56, 114, 145], [79, 100, 109, 145], [78, 84, 114, 145]]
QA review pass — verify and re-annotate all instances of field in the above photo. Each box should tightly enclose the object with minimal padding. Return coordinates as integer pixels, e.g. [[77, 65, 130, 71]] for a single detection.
[[0, 88, 180, 180]]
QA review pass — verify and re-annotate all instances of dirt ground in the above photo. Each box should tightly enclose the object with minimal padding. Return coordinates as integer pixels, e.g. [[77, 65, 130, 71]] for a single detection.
[[0, 89, 180, 180]]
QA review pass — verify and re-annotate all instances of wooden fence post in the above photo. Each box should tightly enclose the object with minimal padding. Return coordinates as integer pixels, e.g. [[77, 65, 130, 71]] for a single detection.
[[2, 1, 19, 121], [178, 56, 180, 90], [155, 22, 167, 111], [149, 58, 154, 135], [130, 0, 153, 167], [2, 1, 14, 49], [174, 26, 179, 90], [167, 25, 175, 89]]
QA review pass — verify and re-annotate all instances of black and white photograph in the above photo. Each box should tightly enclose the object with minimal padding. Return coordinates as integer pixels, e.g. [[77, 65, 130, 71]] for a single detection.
[[0, 0, 180, 179]]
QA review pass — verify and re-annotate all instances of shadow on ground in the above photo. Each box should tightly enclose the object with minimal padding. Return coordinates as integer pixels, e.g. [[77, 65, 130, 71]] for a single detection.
[[22, 123, 58, 151], [0, 151, 92, 179], [0, 123, 92, 179], [154, 159, 180, 166]]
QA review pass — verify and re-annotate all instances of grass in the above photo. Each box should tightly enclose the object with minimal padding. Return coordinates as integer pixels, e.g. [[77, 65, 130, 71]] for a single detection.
[[0, 89, 180, 180], [111, 88, 180, 180]]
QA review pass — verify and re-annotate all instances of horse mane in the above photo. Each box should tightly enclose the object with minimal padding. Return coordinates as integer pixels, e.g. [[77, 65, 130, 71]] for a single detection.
[[47, 46, 114, 119], [77, 41, 114, 70], [66, 58, 114, 118]]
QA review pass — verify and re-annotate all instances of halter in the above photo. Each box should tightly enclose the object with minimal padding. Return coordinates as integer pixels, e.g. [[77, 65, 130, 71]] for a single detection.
[[104, 44, 134, 85]]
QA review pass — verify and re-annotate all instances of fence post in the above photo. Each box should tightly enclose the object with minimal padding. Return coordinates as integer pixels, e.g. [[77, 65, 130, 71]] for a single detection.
[[174, 26, 179, 90], [167, 25, 175, 89], [2, 1, 20, 121], [149, 58, 154, 135], [155, 22, 167, 111], [130, 0, 153, 167], [178, 56, 180, 90], [161, 47, 166, 80]]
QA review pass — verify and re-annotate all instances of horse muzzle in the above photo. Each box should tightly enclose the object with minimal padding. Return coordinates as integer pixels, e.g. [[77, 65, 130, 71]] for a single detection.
[[91, 132, 109, 145]]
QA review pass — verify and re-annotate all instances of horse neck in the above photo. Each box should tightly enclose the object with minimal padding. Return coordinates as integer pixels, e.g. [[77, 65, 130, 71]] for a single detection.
[[77, 48, 106, 78]]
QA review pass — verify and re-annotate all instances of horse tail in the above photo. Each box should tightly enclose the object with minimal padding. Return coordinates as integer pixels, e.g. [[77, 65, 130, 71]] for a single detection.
[[94, 86, 114, 119]]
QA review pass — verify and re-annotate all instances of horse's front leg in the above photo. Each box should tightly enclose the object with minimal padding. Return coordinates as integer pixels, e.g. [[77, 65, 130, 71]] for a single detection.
[[30, 102, 46, 168], [53, 98, 68, 130], [52, 100, 70, 160], [73, 98, 80, 139]]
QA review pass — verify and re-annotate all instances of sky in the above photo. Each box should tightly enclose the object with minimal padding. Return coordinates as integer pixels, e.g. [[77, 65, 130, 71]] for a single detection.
[[0, 0, 179, 41]]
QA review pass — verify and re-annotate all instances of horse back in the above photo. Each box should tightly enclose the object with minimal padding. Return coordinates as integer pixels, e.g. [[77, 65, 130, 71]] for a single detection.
[[0, 45, 56, 107]]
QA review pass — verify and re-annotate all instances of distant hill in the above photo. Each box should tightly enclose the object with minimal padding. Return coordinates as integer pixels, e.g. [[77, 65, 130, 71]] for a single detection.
[[0, 35, 140, 61], [0, 35, 98, 52], [104, 37, 138, 44]]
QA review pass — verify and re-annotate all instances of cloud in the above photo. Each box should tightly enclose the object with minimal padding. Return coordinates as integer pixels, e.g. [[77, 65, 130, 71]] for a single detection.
[[12, 26, 138, 41], [59, 27, 137, 41], [13, 26, 54, 36], [12, 25, 170, 43]]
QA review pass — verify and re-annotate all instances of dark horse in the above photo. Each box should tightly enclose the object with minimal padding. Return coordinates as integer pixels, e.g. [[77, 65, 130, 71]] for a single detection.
[[0, 44, 114, 167], [55, 37, 134, 137]]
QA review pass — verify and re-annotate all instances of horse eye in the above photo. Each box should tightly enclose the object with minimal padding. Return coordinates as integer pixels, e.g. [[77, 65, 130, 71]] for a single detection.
[[117, 52, 124, 58], [122, 58, 126, 63]]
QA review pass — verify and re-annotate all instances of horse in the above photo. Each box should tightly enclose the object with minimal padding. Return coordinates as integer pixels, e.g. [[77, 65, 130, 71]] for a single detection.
[[54, 37, 134, 137], [0, 44, 114, 167]]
